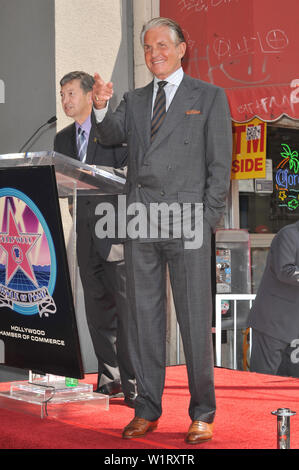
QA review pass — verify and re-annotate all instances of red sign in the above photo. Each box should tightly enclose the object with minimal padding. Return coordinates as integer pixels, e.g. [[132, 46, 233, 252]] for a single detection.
[[231, 118, 267, 179], [160, 0, 299, 122]]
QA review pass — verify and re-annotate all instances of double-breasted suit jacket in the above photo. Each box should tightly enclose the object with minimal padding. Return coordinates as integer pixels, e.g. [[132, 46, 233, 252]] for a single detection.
[[95, 74, 232, 230]]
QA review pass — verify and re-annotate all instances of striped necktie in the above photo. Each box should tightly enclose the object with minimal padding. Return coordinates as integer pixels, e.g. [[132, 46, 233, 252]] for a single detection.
[[151, 81, 167, 141], [77, 127, 87, 162]]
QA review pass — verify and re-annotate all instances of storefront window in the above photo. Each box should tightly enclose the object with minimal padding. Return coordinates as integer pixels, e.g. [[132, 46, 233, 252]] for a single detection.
[[239, 126, 299, 234]]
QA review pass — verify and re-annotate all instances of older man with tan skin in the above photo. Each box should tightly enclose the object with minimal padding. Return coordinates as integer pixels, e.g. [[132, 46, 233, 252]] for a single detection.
[[92, 18, 232, 444]]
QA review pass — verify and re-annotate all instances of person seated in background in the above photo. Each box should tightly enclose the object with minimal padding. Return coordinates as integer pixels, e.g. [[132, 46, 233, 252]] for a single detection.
[[248, 220, 299, 378]]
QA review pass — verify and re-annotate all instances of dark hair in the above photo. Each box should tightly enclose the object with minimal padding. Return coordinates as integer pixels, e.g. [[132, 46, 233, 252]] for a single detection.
[[140, 17, 186, 46], [60, 71, 95, 93]]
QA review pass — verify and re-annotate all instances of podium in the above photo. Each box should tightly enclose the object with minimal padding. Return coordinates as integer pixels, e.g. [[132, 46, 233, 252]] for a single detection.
[[0, 151, 126, 417]]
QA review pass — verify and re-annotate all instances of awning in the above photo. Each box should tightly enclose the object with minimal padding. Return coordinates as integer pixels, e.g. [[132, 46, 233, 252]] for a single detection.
[[160, 0, 299, 123], [226, 82, 299, 123]]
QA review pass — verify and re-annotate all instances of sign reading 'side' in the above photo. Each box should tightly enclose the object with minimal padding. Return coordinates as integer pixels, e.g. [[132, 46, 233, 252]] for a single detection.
[[231, 118, 267, 180], [0, 165, 83, 379]]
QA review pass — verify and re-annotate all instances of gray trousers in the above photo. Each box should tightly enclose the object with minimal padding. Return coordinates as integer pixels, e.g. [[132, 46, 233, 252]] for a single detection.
[[124, 224, 216, 423]]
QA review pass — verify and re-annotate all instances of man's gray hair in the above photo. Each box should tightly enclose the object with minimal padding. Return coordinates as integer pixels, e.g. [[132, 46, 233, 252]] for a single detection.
[[140, 17, 186, 46], [60, 71, 95, 93]]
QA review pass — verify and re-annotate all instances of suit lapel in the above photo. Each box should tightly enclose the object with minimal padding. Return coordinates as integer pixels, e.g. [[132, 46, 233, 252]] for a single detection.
[[86, 125, 97, 164], [69, 124, 78, 158], [131, 75, 203, 162], [132, 81, 153, 152], [146, 75, 202, 157]]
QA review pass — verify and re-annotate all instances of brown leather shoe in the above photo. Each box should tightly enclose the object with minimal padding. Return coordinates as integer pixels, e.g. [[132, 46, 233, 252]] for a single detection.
[[185, 420, 214, 444], [122, 416, 159, 439]]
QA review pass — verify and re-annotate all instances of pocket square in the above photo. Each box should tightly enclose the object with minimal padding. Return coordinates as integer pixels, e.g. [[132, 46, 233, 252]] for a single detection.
[[185, 109, 201, 115]]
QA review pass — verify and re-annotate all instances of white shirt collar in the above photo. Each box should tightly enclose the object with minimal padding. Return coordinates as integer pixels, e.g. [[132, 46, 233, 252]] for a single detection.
[[154, 67, 184, 89]]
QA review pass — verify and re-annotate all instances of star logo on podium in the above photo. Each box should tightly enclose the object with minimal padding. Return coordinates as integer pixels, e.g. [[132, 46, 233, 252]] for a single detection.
[[0, 205, 40, 287]]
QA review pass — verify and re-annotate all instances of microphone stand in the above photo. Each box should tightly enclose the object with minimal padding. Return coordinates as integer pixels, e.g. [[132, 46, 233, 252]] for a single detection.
[[19, 116, 57, 153]]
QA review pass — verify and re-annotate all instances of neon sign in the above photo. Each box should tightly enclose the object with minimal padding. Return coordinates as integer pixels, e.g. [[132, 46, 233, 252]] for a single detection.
[[276, 144, 299, 211]]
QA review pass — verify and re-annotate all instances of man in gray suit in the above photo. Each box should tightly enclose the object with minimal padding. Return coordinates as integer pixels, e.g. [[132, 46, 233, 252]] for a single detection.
[[92, 17, 232, 444], [248, 221, 299, 377]]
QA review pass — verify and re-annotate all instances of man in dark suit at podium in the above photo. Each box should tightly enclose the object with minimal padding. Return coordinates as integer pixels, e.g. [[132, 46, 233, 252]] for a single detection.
[[54, 71, 136, 407]]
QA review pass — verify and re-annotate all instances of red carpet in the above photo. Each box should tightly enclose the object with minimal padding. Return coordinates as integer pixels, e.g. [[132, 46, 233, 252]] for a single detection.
[[0, 365, 299, 450]]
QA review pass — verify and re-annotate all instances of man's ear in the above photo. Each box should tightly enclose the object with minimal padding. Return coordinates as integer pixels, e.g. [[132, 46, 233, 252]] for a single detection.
[[178, 41, 187, 60], [87, 90, 93, 104]]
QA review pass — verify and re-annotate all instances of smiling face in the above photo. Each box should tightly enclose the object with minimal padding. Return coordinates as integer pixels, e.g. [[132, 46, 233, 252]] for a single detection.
[[60, 79, 92, 124], [143, 26, 186, 80]]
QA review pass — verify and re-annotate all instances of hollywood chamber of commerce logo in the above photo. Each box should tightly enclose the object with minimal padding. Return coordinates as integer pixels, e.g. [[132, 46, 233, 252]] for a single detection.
[[0, 189, 57, 316]]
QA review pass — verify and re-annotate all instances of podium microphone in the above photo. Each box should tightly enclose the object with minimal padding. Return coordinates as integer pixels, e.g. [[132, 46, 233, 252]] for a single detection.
[[19, 115, 57, 153]]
